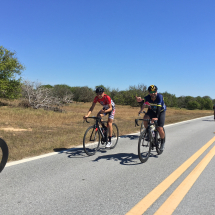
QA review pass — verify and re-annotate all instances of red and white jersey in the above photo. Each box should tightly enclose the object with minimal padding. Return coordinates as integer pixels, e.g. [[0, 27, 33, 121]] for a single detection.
[[93, 94, 115, 110]]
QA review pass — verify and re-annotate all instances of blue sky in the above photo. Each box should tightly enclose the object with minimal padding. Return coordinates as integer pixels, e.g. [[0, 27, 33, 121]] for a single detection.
[[1, 0, 215, 99]]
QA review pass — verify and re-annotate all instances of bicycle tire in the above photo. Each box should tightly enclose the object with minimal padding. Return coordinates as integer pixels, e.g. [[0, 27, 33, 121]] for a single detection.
[[140, 121, 144, 133], [108, 123, 119, 149], [155, 127, 165, 155], [138, 129, 151, 163], [83, 126, 100, 156], [0, 138, 9, 173]]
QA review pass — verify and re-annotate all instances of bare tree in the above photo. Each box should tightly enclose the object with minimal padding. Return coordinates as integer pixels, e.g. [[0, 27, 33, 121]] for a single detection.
[[21, 80, 73, 110]]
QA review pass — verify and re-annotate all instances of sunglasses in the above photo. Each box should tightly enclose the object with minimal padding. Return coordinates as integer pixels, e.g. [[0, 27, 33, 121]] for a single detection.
[[97, 92, 103, 95], [150, 91, 157, 94]]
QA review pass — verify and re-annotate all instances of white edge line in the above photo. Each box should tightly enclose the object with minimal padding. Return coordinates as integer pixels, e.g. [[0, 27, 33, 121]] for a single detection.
[[5, 115, 213, 167]]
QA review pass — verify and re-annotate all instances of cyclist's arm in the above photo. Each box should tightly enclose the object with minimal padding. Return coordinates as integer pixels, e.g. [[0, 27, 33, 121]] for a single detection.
[[139, 103, 146, 112], [136, 96, 144, 103], [156, 106, 161, 118], [101, 103, 112, 113], [84, 102, 96, 118]]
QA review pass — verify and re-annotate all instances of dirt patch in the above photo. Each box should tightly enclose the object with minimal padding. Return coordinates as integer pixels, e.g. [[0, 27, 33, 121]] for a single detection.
[[0, 127, 32, 132]]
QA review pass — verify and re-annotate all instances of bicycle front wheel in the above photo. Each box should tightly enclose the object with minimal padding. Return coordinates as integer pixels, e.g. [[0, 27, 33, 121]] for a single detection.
[[83, 126, 100, 156], [138, 130, 151, 163], [140, 121, 144, 133], [0, 138, 9, 173]]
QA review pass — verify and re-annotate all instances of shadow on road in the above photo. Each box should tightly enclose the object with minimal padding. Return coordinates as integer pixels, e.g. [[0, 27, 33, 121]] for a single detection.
[[53, 144, 159, 163], [92, 151, 159, 165], [53, 147, 87, 158], [120, 134, 139, 140], [202, 119, 215, 122]]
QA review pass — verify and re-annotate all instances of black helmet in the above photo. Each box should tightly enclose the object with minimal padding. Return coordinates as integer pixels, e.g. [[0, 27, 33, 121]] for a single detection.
[[148, 85, 158, 92], [95, 87, 104, 93]]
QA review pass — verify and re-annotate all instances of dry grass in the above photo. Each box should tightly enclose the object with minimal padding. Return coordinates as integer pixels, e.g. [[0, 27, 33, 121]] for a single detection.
[[0, 99, 213, 162]]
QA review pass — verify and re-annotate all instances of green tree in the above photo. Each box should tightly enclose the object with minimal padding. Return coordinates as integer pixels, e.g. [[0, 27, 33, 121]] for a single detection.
[[52, 84, 73, 100], [177, 96, 186, 108], [187, 100, 200, 110], [195, 96, 205, 110], [41, 84, 53, 89], [126, 84, 148, 107], [162, 92, 177, 107], [0, 46, 25, 99], [72, 86, 95, 102], [202, 96, 213, 110]]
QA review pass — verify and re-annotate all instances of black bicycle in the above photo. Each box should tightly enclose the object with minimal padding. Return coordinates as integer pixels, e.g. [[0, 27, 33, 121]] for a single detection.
[[83, 117, 119, 156], [135, 113, 165, 163], [0, 138, 9, 173]]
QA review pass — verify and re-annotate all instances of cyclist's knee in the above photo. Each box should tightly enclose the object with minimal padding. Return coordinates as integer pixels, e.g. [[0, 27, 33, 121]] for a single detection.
[[97, 113, 103, 118], [157, 126, 164, 133], [144, 115, 150, 119]]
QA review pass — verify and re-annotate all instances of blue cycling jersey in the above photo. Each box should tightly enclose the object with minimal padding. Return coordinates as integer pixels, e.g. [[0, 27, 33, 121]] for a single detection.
[[144, 93, 166, 113]]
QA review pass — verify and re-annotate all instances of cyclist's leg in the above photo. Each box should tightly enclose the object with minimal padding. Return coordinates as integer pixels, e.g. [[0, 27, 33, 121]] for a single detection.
[[143, 111, 151, 128], [157, 111, 166, 150], [157, 127, 165, 139], [143, 111, 154, 141], [107, 118, 113, 137], [97, 109, 104, 118], [106, 109, 115, 147]]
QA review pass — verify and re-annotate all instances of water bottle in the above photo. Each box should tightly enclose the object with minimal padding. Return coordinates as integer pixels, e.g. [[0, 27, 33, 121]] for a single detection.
[[152, 130, 155, 138], [150, 125, 155, 138]]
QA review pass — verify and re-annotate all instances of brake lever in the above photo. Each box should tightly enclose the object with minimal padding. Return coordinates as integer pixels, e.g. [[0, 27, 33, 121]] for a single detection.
[[135, 119, 139, 127], [83, 118, 90, 123]]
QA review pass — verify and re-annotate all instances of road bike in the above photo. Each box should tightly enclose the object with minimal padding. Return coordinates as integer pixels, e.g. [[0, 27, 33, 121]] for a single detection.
[[0, 138, 9, 173], [135, 112, 165, 163], [83, 117, 119, 156]]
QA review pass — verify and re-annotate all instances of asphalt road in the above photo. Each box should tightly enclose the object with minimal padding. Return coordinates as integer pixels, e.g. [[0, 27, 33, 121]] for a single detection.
[[1, 115, 215, 215]]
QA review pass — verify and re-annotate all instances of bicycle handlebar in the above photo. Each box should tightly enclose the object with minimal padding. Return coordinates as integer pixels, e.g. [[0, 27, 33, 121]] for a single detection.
[[135, 118, 158, 127], [83, 116, 102, 123], [138, 111, 146, 116]]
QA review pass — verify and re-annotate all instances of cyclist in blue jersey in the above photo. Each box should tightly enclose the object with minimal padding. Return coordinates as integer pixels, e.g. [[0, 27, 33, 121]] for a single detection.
[[213, 104, 215, 120], [136, 85, 166, 151]]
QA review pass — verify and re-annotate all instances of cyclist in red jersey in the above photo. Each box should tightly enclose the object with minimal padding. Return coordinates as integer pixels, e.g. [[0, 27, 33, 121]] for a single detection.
[[83, 87, 116, 148]]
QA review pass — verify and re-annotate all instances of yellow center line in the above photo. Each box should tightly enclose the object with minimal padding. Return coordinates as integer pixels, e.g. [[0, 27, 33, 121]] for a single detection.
[[155, 144, 215, 215], [126, 136, 215, 215]]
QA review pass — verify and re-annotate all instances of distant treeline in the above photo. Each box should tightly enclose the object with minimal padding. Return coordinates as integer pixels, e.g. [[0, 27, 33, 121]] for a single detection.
[[41, 84, 215, 110]]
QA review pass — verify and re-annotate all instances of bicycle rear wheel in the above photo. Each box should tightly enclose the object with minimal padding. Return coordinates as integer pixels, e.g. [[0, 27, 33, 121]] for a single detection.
[[138, 130, 151, 163], [155, 128, 165, 155], [108, 123, 119, 149], [83, 126, 100, 156], [0, 138, 9, 173]]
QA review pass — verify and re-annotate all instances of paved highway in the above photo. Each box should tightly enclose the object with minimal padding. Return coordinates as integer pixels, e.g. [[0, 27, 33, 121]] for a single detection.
[[1, 115, 215, 215]]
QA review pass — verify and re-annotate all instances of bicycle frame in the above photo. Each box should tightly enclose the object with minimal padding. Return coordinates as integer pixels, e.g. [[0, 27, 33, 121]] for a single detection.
[[85, 117, 107, 140]]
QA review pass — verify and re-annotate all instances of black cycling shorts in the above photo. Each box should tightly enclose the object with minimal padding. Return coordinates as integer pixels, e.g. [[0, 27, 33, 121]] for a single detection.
[[145, 110, 166, 127]]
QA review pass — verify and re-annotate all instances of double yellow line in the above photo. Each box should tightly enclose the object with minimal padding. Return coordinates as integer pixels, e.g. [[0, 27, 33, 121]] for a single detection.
[[126, 136, 215, 215]]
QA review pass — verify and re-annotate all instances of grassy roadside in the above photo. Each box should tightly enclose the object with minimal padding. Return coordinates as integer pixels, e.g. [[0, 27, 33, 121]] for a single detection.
[[0, 100, 213, 162]]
